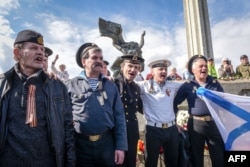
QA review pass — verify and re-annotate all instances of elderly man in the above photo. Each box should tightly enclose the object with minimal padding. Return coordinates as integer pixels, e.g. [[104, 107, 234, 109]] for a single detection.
[[65, 42, 127, 167], [136, 59, 181, 167], [174, 55, 224, 167], [0, 29, 75, 167], [114, 54, 144, 167]]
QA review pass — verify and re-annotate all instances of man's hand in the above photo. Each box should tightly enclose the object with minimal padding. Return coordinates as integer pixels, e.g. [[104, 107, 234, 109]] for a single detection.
[[114, 150, 125, 165]]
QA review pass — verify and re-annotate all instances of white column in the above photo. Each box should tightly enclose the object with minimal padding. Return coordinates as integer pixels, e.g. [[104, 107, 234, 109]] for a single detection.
[[183, 0, 213, 59]]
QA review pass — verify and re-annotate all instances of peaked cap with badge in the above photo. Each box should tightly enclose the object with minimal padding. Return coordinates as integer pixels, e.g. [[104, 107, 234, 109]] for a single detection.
[[148, 59, 171, 68], [75, 42, 101, 68], [121, 54, 145, 64], [14, 29, 44, 46], [187, 54, 207, 75], [45, 47, 53, 57], [111, 54, 145, 78]]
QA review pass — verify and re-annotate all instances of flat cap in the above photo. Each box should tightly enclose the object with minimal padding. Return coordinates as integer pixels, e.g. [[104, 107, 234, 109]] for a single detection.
[[121, 54, 144, 64], [45, 47, 53, 57], [148, 59, 171, 68], [188, 55, 207, 75], [75, 42, 99, 68], [240, 54, 248, 59], [14, 29, 44, 46]]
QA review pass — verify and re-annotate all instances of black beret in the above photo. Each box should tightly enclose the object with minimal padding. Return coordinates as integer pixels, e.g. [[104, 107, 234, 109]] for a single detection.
[[75, 42, 99, 68], [121, 54, 144, 64], [148, 59, 171, 68], [103, 60, 109, 65], [240, 54, 248, 59], [45, 47, 53, 57], [188, 55, 207, 75], [14, 29, 44, 46]]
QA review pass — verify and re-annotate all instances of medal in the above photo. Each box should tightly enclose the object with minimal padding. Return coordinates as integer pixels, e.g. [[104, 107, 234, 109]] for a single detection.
[[166, 89, 171, 96]]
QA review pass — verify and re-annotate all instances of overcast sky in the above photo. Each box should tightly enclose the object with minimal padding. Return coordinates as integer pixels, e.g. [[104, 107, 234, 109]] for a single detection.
[[1, 0, 250, 78]]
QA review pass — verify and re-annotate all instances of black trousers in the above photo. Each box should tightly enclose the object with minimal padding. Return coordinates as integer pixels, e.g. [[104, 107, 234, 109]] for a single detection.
[[75, 131, 116, 167], [144, 125, 179, 167], [122, 121, 139, 167], [188, 118, 225, 167]]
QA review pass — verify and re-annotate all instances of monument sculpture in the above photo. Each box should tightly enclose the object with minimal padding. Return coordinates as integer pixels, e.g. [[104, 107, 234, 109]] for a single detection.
[[98, 17, 145, 77]]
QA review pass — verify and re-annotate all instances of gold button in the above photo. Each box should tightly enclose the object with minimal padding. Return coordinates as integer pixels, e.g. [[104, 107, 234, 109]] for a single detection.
[[125, 105, 128, 108], [126, 112, 128, 115]]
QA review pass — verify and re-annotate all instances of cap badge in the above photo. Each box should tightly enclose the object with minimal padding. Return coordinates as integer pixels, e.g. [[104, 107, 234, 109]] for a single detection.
[[37, 36, 44, 45], [132, 55, 138, 61]]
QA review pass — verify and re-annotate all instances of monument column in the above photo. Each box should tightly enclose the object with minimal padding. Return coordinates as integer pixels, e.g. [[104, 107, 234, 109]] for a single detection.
[[183, 0, 213, 59]]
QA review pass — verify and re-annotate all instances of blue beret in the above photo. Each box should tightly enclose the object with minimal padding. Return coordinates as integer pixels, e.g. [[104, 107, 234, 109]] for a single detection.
[[14, 29, 44, 46]]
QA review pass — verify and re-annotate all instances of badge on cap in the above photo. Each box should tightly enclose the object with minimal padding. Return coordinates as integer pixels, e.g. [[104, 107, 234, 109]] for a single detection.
[[37, 36, 44, 45], [132, 55, 138, 61]]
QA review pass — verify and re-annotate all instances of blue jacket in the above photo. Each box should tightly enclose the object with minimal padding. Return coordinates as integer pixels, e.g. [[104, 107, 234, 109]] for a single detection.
[[174, 76, 224, 116], [65, 71, 128, 151]]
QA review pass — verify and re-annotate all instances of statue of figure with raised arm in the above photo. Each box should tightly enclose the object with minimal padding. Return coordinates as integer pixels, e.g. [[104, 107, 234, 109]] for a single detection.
[[99, 18, 145, 77]]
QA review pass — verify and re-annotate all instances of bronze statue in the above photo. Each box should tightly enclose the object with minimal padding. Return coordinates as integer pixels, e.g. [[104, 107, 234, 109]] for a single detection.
[[99, 18, 145, 77]]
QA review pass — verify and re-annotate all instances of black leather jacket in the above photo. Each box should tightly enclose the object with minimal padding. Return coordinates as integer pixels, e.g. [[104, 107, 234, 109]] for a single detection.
[[0, 67, 75, 167]]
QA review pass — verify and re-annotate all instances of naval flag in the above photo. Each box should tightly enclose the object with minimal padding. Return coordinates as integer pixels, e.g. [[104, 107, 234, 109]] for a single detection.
[[196, 87, 250, 151]]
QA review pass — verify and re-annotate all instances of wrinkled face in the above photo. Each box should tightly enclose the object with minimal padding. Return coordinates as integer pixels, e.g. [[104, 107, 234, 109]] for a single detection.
[[43, 56, 48, 71], [121, 62, 140, 82], [101, 62, 108, 76], [152, 66, 167, 83], [192, 59, 208, 80], [14, 42, 45, 76], [82, 48, 103, 75]]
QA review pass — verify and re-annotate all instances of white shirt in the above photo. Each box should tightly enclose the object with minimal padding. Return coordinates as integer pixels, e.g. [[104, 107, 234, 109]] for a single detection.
[[51, 64, 69, 82], [136, 80, 182, 123]]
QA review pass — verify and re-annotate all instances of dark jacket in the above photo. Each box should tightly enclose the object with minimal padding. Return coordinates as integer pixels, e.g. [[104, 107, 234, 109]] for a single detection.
[[0, 67, 75, 167], [174, 76, 224, 116], [114, 73, 143, 138]]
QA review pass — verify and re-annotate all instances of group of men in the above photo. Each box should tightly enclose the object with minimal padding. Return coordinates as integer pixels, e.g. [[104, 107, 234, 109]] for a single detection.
[[0, 29, 227, 167]]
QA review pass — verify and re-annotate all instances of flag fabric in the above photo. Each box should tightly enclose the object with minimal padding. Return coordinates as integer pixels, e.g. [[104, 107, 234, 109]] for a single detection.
[[196, 87, 250, 151]]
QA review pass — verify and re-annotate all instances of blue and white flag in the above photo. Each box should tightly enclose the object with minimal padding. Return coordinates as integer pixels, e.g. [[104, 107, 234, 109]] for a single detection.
[[196, 87, 250, 151]]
